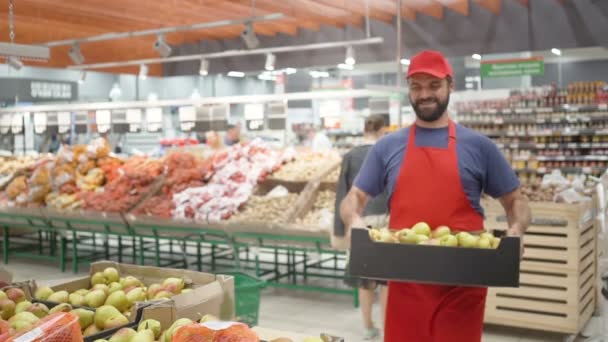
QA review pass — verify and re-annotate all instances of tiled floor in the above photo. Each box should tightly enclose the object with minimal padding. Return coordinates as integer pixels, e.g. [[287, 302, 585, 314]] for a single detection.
[[3, 257, 606, 342]]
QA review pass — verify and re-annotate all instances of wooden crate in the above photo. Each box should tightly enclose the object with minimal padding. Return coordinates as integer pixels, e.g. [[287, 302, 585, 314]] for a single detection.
[[481, 199, 597, 334]]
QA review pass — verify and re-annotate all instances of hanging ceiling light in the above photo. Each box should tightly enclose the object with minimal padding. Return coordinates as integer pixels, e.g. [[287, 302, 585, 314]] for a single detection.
[[265, 53, 276, 71], [400, 58, 410, 65], [68, 43, 85, 65], [551, 48, 562, 56], [227, 71, 245, 78], [345, 46, 356, 65], [139, 64, 148, 80], [7, 56, 23, 70], [153, 34, 172, 57], [472, 54, 482, 60], [78, 70, 87, 84], [240, 21, 260, 49], [199, 58, 209, 76], [109, 83, 122, 101]]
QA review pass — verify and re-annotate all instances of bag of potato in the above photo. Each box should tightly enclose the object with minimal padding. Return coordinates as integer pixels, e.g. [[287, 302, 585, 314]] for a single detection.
[[6, 312, 82, 342], [5, 176, 27, 200]]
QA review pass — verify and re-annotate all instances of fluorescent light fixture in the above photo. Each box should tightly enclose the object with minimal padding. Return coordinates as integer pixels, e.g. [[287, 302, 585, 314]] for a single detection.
[[284, 68, 297, 75], [309, 70, 330, 78], [7, 56, 23, 70], [258, 73, 276, 81], [345, 46, 355, 65], [551, 48, 562, 56], [400, 58, 410, 65], [153, 34, 172, 57], [139, 64, 148, 80], [472, 54, 482, 60], [68, 43, 85, 65], [265, 53, 276, 71], [78, 71, 87, 84], [338, 63, 354, 70], [227, 71, 245, 78], [240, 21, 260, 49], [199, 58, 209, 76]]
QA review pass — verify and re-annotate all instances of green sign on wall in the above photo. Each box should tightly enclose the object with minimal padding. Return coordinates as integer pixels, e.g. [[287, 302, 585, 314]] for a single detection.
[[480, 57, 544, 78]]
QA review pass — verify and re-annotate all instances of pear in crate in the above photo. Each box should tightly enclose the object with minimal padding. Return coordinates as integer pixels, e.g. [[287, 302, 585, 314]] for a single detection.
[[109, 327, 136, 342], [34, 287, 54, 301], [138, 319, 161, 339], [72, 308, 94, 330]]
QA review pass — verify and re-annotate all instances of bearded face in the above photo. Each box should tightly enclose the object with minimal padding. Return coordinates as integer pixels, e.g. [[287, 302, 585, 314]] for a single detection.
[[408, 74, 452, 123]]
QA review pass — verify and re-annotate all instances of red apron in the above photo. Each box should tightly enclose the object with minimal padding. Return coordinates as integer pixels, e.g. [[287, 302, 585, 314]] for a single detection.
[[384, 120, 487, 342]]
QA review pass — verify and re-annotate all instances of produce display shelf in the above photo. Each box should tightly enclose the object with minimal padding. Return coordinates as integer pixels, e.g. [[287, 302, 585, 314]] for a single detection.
[[482, 198, 598, 336], [498, 143, 608, 150]]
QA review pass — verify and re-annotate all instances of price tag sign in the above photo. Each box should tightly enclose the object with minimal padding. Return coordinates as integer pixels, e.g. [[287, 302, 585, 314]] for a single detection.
[[146, 107, 163, 133], [11, 113, 24, 134], [549, 143, 559, 149], [510, 143, 519, 149], [126, 109, 142, 133], [599, 104, 608, 111], [246, 119, 264, 131], [319, 100, 341, 118], [580, 143, 591, 148], [567, 143, 577, 149], [57, 112, 71, 134], [33, 112, 47, 134], [0, 114, 10, 134], [96, 110, 111, 133], [583, 167, 592, 174], [538, 167, 547, 173], [179, 106, 196, 132], [267, 101, 287, 131], [536, 144, 545, 149]]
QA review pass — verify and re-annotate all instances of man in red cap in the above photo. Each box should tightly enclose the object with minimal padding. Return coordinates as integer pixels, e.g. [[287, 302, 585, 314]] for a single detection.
[[340, 50, 531, 341]]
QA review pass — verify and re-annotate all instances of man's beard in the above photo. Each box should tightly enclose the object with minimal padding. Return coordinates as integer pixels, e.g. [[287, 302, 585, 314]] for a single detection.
[[411, 93, 450, 123]]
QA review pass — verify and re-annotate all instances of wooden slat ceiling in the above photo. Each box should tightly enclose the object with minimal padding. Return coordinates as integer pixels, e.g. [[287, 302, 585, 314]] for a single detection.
[[0, 0, 530, 75]]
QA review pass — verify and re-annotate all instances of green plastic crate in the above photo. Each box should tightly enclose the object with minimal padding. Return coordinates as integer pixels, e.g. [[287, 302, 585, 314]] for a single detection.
[[229, 272, 265, 326]]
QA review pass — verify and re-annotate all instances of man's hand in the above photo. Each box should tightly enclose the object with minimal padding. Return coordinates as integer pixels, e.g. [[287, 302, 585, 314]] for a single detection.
[[506, 223, 525, 258], [345, 215, 366, 246], [340, 186, 370, 247]]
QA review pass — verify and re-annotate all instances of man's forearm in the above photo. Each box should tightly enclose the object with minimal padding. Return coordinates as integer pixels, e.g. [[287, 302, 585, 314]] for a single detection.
[[340, 189, 368, 234], [505, 196, 531, 234]]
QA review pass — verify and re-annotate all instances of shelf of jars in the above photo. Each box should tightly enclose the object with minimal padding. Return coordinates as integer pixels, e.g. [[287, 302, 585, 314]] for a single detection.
[[458, 103, 608, 185]]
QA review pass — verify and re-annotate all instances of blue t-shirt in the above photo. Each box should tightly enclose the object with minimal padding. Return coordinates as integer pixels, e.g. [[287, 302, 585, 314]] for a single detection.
[[353, 124, 520, 217]]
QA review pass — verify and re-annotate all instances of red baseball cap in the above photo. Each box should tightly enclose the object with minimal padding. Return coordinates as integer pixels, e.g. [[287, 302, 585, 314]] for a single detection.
[[407, 50, 453, 79]]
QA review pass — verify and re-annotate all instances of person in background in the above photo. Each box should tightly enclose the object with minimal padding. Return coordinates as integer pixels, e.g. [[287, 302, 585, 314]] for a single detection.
[[49, 135, 60, 153], [334, 114, 389, 340], [206, 131, 223, 150], [224, 123, 241, 146], [309, 126, 333, 151]]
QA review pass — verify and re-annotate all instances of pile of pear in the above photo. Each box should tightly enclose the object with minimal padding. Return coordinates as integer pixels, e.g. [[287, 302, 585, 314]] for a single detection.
[[33, 267, 191, 336], [369, 222, 501, 249]]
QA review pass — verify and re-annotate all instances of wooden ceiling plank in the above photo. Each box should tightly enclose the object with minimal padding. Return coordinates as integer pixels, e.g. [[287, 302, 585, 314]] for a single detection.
[[473, 0, 502, 15], [436, 0, 469, 16], [514, 0, 529, 7]]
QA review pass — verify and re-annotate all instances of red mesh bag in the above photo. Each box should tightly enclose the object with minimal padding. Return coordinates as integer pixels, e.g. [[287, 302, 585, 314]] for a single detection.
[[171, 323, 259, 342], [6, 312, 82, 342], [171, 323, 215, 342]]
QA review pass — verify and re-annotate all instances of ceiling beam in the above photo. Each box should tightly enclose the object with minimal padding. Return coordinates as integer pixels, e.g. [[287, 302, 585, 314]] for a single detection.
[[405, 1, 444, 20], [473, 0, 502, 15], [436, 0, 469, 16]]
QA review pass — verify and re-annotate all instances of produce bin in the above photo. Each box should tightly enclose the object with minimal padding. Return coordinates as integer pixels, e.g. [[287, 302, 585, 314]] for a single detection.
[[349, 227, 521, 287], [226, 271, 266, 327], [482, 198, 598, 335]]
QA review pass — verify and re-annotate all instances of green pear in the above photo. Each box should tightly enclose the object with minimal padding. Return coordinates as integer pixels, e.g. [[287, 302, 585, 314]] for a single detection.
[[47, 290, 69, 303], [49, 303, 72, 314], [26, 303, 49, 318], [74, 289, 89, 297], [85, 290, 107, 308], [72, 308, 95, 330], [83, 324, 100, 336], [108, 327, 136, 342], [0, 290, 6, 301], [477, 237, 492, 249], [126, 288, 146, 306], [69, 293, 86, 307], [163, 318, 193, 342], [11, 320, 35, 333], [439, 234, 458, 247], [103, 267, 120, 284], [15, 300, 32, 314], [412, 222, 431, 236], [94, 305, 122, 329], [103, 314, 128, 330], [34, 286, 54, 301], [398, 229, 418, 244], [108, 282, 123, 294], [480, 232, 495, 241], [130, 329, 155, 342], [105, 291, 129, 312], [91, 272, 107, 286], [138, 319, 161, 339], [9, 311, 39, 325]]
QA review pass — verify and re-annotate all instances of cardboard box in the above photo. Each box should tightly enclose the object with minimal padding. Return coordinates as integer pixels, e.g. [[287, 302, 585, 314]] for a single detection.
[[45, 261, 235, 322], [349, 228, 521, 287]]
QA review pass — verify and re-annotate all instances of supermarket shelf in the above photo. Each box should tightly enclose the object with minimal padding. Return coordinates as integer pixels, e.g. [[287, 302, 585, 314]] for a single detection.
[[514, 167, 605, 174], [463, 103, 608, 115], [460, 116, 608, 126], [497, 143, 608, 150]]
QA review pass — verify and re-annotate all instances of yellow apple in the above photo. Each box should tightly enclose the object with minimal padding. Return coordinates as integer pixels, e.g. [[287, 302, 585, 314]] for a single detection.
[[412, 222, 431, 237]]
